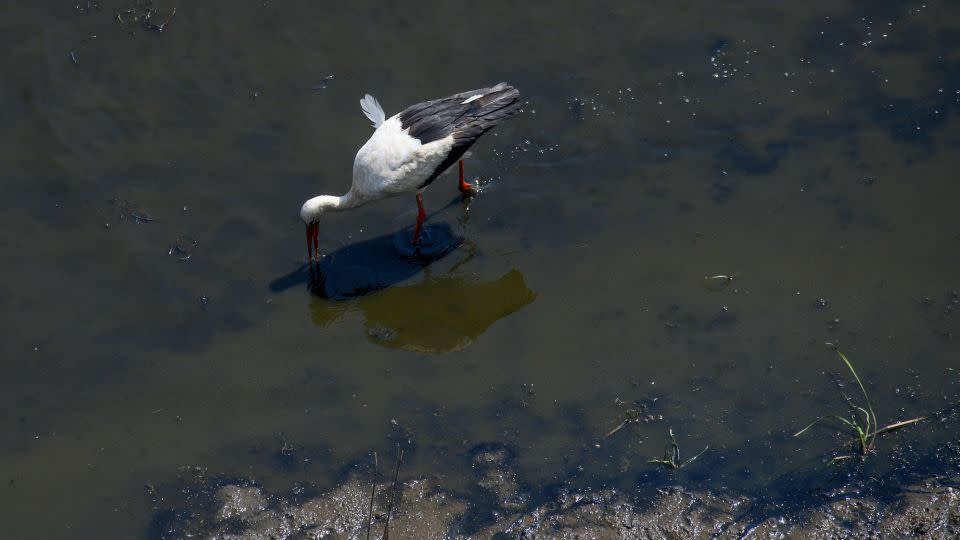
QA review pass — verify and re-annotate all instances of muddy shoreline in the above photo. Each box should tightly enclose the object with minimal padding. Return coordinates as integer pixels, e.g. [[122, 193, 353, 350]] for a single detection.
[[151, 448, 959, 539]]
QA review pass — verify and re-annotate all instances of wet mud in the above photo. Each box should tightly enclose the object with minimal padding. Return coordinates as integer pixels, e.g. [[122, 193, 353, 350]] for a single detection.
[[152, 448, 959, 540]]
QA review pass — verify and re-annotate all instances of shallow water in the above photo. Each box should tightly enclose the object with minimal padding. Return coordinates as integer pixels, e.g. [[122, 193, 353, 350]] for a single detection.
[[2, 1, 959, 538]]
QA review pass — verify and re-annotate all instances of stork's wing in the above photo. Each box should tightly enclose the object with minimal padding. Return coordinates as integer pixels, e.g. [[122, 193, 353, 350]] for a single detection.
[[398, 83, 521, 188], [398, 83, 519, 144]]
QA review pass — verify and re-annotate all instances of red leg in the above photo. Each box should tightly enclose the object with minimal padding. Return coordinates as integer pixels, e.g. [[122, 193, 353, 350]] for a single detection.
[[412, 193, 426, 245], [306, 222, 319, 261], [458, 160, 475, 195], [306, 225, 313, 261]]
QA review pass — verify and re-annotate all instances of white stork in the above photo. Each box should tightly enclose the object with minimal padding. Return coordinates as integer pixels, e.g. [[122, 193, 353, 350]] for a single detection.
[[300, 83, 521, 259]]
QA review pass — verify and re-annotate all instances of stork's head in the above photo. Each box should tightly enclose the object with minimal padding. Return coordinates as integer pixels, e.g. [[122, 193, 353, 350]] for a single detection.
[[300, 196, 338, 261]]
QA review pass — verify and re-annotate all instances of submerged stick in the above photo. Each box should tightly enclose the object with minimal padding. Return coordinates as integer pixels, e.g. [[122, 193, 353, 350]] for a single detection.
[[605, 420, 629, 438], [366, 451, 378, 540], [382, 446, 403, 540]]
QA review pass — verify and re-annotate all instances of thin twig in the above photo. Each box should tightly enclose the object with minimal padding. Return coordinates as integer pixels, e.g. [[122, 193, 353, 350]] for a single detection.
[[382, 446, 403, 540], [366, 451, 378, 540], [868, 416, 928, 438], [827, 454, 858, 466], [605, 420, 629, 438]]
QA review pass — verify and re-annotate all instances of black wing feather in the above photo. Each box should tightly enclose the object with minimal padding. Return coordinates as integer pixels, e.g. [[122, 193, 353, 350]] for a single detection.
[[398, 83, 521, 189]]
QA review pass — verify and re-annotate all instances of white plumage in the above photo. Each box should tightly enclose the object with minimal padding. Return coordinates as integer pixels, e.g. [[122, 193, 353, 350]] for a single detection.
[[301, 83, 521, 259], [352, 116, 455, 200], [359, 94, 385, 128]]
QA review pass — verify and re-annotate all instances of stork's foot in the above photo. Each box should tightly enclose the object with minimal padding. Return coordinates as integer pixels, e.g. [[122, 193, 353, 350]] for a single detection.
[[458, 159, 480, 197], [459, 181, 480, 197]]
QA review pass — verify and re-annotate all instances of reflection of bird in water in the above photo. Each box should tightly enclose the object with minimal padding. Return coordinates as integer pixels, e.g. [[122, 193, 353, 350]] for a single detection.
[[300, 83, 521, 259], [311, 269, 536, 354]]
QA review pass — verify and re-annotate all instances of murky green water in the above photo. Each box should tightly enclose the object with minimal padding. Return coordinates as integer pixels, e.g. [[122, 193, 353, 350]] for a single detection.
[[2, 1, 959, 538]]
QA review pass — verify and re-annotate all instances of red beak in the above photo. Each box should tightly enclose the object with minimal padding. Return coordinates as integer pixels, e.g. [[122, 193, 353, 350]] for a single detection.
[[305, 222, 319, 260]]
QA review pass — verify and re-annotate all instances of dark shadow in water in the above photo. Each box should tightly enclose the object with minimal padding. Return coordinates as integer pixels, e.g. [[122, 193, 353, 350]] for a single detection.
[[269, 196, 468, 299], [268, 222, 462, 299], [311, 222, 462, 300]]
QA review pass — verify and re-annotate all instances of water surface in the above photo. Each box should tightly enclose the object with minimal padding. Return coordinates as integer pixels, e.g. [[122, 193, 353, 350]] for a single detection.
[[2, 1, 959, 538]]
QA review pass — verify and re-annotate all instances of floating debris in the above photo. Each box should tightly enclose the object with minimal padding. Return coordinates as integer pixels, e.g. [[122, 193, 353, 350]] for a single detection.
[[605, 402, 662, 438], [117, 1, 176, 33], [278, 432, 296, 457], [311, 74, 335, 93], [109, 197, 155, 224], [129, 212, 154, 223], [649, 428, 708, 470], [74, 1, 102, 15], [167, 235, 198, 261], [704, 273, 736, 291]]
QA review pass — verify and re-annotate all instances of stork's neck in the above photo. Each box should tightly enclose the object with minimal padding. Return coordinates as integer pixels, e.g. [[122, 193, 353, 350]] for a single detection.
[[311, 189, 361, 212]]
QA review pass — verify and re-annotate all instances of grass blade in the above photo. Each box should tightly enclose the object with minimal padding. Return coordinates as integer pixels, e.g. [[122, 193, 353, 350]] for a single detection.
[[681, 445, 709, 468], [838, 351, 877, 434], [833, 415, 858, 429], [794, 415, 828, 437], [668, 428, 680, 463]]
